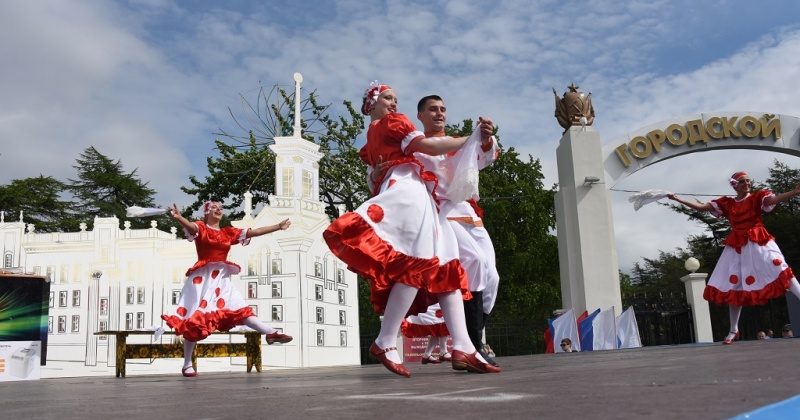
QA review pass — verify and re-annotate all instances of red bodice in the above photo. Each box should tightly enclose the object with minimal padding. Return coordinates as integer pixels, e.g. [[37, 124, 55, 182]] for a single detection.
[[712, 190, 775, 250], [359, 113, 423, 166], [185, 221, 247, 275]]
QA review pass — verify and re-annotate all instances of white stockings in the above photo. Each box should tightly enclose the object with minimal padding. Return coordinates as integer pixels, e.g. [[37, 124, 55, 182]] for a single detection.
[[438, 336, 449, 356], [242, 316, 278, 335], [182, 316, 277, 372], [374, 283, 485, 364], [727, 277, 800, 339], [183, 340, 196, 371], [375, 282, 418, 364], [424, 336, 437, 358]]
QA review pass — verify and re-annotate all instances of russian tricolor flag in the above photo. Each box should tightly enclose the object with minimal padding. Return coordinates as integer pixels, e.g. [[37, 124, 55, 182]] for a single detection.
[[545, 308, 582, 353], [579, 307, 617, 351], [545, 306, 642, 352], [616, 306, 642, 349]]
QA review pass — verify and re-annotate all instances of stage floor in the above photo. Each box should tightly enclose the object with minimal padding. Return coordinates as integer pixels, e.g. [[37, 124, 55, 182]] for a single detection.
[[2, 338, 799, 419]]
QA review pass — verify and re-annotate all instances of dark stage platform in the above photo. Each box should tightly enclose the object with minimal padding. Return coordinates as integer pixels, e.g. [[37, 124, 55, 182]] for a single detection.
[[2, 338, 799, 419]]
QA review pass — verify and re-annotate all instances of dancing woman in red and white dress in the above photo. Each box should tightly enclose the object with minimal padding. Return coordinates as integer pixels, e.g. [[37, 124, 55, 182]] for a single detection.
[[323, 81, 500, 376], [161, 201, 292, 377], [401, 304, 452, 364], [668, 171, 800, 343]]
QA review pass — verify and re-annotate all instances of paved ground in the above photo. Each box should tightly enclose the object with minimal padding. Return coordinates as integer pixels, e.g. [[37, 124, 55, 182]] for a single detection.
[[1, 338, 799, 420]]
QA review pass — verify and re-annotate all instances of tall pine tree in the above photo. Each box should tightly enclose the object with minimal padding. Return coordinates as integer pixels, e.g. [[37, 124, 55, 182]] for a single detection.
[[68, 146, 161, 229], [0, 175, 73, 232]]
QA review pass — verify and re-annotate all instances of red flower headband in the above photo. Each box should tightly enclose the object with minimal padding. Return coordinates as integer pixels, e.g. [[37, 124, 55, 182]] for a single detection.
[[203, 201, 221, 216], [362, 80, 392, 115]]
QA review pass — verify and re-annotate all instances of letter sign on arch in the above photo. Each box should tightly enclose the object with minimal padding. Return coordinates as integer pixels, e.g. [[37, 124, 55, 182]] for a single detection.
[[601, 112, 800, 187]]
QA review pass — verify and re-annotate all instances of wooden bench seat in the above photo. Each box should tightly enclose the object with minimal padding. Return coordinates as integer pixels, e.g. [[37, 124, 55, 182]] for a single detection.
[[93, 330, 262, 378]]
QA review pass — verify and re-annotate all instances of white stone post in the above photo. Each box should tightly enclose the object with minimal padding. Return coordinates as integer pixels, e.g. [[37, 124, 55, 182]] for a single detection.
[[243, 191, 253, 220], [681, 258, 714, 342], [554, 126, 622, 316]]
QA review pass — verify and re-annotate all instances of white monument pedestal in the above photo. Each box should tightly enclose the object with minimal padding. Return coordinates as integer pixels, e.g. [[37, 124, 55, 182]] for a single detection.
[[555, 127, 622, 316], [680, 272, 714, 343]]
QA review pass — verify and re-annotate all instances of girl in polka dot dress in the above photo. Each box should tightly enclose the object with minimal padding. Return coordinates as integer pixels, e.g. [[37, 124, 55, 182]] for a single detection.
[[323, 81, 500, 376], [668, 171, 800, 344], [401, 303, 452, 365], [161, 201, 292, 377]]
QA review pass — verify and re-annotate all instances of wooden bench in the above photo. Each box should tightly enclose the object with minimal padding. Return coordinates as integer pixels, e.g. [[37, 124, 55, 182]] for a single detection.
[[94, 330, 263, 378]]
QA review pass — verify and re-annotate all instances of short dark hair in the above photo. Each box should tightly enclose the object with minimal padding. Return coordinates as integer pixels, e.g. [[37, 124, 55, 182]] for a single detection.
[[560, 338, 571, 345], [417, 95, 443, 112]]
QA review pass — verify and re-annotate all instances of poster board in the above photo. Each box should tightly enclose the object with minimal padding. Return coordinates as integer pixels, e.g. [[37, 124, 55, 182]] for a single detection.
[[0, 274, 50, 369]]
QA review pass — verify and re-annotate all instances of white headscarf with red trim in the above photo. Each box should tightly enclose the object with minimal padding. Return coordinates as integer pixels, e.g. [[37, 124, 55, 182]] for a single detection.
[[729, 171, 748, 189]]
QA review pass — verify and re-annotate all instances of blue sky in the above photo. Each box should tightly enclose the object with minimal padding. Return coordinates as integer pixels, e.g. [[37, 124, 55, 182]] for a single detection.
[[3, 0, 800, 273]]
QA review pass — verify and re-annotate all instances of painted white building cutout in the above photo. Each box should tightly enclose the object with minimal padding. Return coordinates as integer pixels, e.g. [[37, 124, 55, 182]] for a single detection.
[[0, 73, 360, 378]]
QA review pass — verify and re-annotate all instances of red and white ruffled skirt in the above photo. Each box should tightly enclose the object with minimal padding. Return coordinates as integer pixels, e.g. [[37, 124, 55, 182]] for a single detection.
[[161, 262, 253, 342], [324, 164, 470, 317], [704, 239, 794, 306]]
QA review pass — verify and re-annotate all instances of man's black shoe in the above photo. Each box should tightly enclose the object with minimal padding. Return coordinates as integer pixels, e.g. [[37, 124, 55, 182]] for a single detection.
[[477, 348, 499, 367]]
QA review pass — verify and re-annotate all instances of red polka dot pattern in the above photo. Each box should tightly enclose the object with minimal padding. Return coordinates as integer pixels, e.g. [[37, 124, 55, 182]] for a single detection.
[[773, 259, 783, 266], [177, 307, 187, 317], [367, 204, 384, 223], [211, 270, 220, 279], [745, 276, 756, 285], [192, 276, 202, 284], [729, 275, 738, 284], [388, 179, 396, 188], [215, 288, 221, 296], [435, 309, 443, 318], [199, 300, 208, 309], [216, 299, 226, 309]]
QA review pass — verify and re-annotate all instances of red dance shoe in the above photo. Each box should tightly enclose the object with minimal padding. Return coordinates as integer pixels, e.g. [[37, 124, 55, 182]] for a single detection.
[[182, 366, 198, 377], [723, 331, 740, 345], [421, 355, 441, 365], [440, 352, 452, 362], [266, 332, 293, 345], [451, 350, 502, 373], [369, 343, 411, 377]]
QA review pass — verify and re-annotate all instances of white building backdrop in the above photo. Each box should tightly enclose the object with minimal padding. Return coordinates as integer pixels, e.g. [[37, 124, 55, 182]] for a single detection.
[[0, 113, 361, 378]]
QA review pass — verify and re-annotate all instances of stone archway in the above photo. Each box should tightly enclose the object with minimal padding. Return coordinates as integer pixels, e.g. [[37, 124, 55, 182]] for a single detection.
[[555, 112, 799, 317], [602, 113, 797, 187]]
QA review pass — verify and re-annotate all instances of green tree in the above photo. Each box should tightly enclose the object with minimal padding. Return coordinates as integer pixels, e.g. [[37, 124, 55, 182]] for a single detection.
[[442, 120, 562, 323], [479, 146, 561, 324], [183, 84, 367, 220], [182, 132, 274, 222], [68, 146, 163, 229], [763, 160, 800, 267], [317, 99, 368, 218], [0, 176, 73, 232], [619, 271, 635, 296], [630, 249, 692, 295]]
